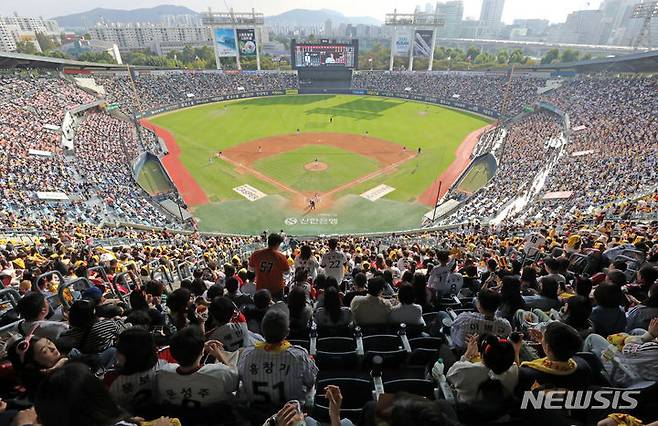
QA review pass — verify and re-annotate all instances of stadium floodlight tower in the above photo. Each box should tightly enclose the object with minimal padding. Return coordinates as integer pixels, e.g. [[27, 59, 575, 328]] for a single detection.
[[385, 4, 444, 71], [201, 8, 265, 70], [631, 1, 658, 50]]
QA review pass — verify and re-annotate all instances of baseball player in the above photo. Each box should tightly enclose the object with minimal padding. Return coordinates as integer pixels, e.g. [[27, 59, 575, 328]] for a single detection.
[[238, 310, 318, 405], [320, 238, 348, 284]]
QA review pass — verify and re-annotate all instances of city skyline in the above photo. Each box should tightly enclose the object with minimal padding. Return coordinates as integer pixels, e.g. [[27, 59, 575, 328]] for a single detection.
[[1, 0, 602, 26]]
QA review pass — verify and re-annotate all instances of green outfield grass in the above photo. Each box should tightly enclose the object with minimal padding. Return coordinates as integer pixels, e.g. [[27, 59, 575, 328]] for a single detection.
[[456, 157, 496, 194], [150, 95, 490, 234], [252, 145, 380, 192], [136, 156, 173, 195]]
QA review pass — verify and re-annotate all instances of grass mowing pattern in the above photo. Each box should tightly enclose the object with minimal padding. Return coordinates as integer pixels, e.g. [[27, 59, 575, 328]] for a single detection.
[[252, 145, 380, 192], [150, 95, 490, 233]]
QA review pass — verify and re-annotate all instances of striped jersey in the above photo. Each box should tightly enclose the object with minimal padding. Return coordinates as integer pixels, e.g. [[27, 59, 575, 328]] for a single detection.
[[156, 362, 239, 407], [237, 344, 318, 405], [450, 312, 512, 348], [105, 359, 167, 410]]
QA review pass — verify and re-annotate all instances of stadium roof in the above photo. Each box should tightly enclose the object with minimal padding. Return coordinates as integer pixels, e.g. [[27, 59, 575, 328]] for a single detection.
[[0, 51, 146, 70], [521, 49, 658, 73]]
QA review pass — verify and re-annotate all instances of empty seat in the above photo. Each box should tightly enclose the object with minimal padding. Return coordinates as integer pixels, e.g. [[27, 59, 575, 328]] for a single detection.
[[383, 378, 437, 400], [316, 337, 359, 369], [313, 377, 374, 422], [363, 334, 407, 367]]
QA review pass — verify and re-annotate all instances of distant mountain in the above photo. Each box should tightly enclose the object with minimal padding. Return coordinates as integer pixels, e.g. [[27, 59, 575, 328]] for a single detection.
[[53, 5, 199, 29], [266, 9, 381, 26]]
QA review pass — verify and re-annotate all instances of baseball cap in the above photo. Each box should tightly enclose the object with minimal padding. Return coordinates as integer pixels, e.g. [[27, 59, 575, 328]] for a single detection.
[[82, 286, 104, 303]]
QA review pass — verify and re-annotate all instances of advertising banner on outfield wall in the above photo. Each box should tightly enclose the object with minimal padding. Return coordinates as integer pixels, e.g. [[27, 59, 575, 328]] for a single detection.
[[413, 30, 434, 57], [236, 29, 257, 57], [394, 32, 411, 56], [213, 28, 238, 57]]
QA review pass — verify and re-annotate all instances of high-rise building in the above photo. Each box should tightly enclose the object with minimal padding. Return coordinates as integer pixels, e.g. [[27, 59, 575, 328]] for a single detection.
[[425, 3, 435, 13], [88, 24, 213, 54], [479, 0, 505, 25], [561, 9, 605, 44], [438, 0, 464, 38], [324, 19, 333, 36], [0, 21, 17, 51]]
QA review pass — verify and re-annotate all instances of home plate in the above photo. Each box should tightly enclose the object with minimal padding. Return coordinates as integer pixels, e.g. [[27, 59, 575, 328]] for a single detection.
[[361, 185, 395, 201], [233, 184, 266, 201]]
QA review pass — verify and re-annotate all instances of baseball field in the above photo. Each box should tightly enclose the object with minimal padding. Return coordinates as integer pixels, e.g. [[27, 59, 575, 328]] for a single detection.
[[141, 94, 491, 235]]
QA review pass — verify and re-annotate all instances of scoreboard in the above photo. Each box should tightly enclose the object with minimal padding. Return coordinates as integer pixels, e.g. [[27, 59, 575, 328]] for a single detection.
[[291, 39, 358, 69]]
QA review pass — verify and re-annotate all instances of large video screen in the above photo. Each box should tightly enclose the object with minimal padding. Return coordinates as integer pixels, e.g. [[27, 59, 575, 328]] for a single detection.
[[292, 40, 358, 69]]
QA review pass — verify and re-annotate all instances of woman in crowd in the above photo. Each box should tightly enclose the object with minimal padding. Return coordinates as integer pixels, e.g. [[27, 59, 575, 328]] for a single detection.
[[58, 298, 126, 368], [390, 282, 425, 326], [7, 331, 68, 398], [104, 328, 166, 413], [496, 276, 526, 324], [314, 286, 352, 328], [412, 272, 434, 313], [446, 333, 520, 403], [287, 286, 313, 337]]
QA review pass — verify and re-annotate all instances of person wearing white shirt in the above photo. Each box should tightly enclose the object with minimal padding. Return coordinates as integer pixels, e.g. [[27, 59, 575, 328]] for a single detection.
[[446, 334, 521, 403], [157, 327, 238, 407], [294, 245, 320, 280], [321, 239, 348, 284]]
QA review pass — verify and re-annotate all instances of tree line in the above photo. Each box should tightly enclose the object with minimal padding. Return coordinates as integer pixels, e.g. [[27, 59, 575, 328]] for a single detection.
[[14, 35, 597, 70]]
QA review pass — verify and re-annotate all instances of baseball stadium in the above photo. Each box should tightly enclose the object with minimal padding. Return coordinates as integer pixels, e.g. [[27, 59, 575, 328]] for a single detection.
[[140, 94, 492, 234], [0, 4, 658, 426]]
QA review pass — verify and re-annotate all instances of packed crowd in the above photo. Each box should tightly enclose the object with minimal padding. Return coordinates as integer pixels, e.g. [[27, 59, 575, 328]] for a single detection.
[[523, 77, 658, 220], [351, 71, 545, 117], [0, 74, 179, 230], [0, 212, 657, 425], [74, 111, 172, 227], [96, 71, 299, 113], [441, 111, 565, 224], [430, 75, 657, 226]]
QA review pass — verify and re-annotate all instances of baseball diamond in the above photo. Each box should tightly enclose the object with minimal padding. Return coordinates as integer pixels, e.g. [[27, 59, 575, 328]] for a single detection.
[[145, 94, 490, 234]]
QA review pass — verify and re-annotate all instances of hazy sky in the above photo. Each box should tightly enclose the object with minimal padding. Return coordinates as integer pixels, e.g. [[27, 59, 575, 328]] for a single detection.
[[1, 0, 602, 24]]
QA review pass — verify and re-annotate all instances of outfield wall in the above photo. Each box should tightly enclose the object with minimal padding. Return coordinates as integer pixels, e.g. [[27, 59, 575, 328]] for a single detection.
[[134, 89, 499, 119]]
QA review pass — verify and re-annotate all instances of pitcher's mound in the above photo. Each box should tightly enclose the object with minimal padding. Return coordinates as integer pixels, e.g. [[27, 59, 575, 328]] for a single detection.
[[304, 161, 328, 172]]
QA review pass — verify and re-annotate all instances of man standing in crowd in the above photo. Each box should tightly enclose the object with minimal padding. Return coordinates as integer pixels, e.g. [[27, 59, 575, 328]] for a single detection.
[[321, 238, 348, 284], [249, 233, 290, 300]]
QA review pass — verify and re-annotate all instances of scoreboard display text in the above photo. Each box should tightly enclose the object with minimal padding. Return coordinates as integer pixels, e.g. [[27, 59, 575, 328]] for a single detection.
[[292, 41, 358, 69]]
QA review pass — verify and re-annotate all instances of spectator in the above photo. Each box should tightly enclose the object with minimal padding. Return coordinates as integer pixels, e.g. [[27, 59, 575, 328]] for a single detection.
[[390, 282, 425, 326], [516, 322, 591, 392], [104, 328, 165, 411], [157, 327, 238, 406], [447, 334, 520, 403], [591, 284, 627, 337], [314, 286, 352, 328], [350, 277, 393, 326], [249, 233, 290, 299], [343, 272, 367, 307], [522, 276, 561, 311], [237, 309, 318, 405], [15, 291, 68, 341], [449, 289, 512, 349]]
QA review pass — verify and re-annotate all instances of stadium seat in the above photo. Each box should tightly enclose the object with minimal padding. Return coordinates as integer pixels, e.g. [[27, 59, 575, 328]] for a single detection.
[[315, 337, 360, 370], [313, 377, 374, 422], [408, 336, 445, 366], [289, 339, 310, 351], [362, 334, 408, 368], [382, 378, 438, 400]]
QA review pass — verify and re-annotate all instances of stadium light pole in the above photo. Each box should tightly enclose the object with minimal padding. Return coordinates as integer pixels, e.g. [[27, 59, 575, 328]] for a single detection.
[[202, 8, 265, 71], [385, 8, 444, 72]]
